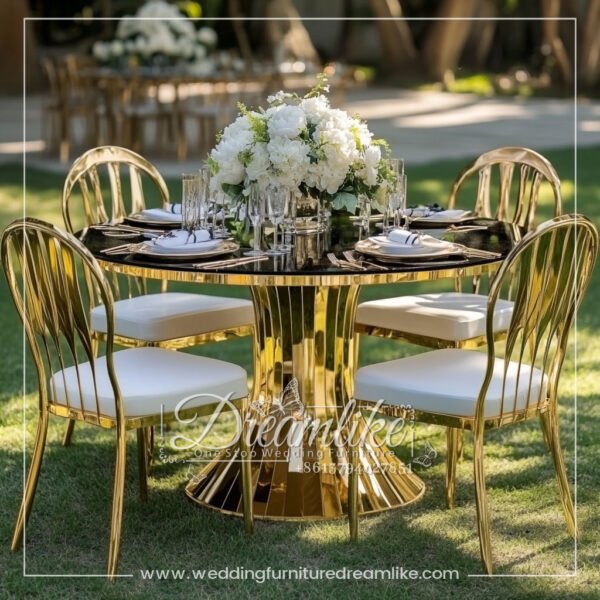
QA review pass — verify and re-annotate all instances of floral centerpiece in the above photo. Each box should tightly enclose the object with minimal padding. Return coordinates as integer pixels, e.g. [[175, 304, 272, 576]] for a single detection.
[[208, 75, 396, 215], [92, 0, 218, 70]]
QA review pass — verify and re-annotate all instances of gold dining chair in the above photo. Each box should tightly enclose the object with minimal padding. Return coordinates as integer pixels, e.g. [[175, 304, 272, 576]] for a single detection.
[[61, 146, 254, 446], [351, 215, 598, 573], [355, 147, 563, 476], [355, 147, 563, 351], [2, 218, 254, 579]]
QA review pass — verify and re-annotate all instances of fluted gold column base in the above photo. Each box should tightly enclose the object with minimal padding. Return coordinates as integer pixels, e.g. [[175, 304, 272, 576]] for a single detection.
[[185, 283, 425, 520]]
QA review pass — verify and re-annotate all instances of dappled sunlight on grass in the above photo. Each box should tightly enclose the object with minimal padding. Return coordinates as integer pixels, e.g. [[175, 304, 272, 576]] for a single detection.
[[0, 147, 598, 597]]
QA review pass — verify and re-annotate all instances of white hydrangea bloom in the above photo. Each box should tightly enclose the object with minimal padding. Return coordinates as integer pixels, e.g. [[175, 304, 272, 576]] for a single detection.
[[267, 105, 307, 139]]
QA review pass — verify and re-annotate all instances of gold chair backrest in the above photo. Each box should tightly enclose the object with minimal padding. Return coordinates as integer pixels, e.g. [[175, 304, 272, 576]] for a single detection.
[[478, 215, 598, 424], [62, 146, 169, 233], [448, 147, 562, 231], [1, 218, 124, 426]]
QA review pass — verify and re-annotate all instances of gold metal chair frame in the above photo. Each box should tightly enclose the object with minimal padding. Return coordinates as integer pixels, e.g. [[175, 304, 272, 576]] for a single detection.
[[350, 215, 599, 573], [1, 218, 254, 579], [61, 146, 253, 445], [355, 146, 564, 349]]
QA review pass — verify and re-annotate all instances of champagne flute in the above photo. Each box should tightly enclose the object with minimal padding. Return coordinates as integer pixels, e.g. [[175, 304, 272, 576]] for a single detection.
[[244, 182, 266, 256], [181, 173, 201, 234], [279, 189, 296, 253], [266, 183, 287, 256]]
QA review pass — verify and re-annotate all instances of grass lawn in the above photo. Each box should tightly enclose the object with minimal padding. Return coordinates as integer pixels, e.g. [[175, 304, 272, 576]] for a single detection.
[[0, 147, 598, 599]]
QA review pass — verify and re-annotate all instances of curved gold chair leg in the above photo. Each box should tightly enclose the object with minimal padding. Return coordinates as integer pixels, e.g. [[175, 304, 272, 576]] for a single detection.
[[539, 412, 552, 450], [107, 427, 127, 580], [146, 426, 154, 476], [11, 412, 49, 552], [456, 429, 465, 461], [446, 427, 461, 509], [240, 399, 254, 535], [62, 419, 76, 447], [473, 430, 493, 574], [348, 413, 361, 541], [137, 428, 148, 502], [541, 411, 577, 537]]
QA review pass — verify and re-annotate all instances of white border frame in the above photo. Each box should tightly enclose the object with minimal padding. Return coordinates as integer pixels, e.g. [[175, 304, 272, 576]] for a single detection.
[[20, 15, 578, 580]]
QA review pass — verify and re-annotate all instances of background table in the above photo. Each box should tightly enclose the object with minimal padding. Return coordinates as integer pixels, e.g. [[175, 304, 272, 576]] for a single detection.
[[86, 220, 520, 520]]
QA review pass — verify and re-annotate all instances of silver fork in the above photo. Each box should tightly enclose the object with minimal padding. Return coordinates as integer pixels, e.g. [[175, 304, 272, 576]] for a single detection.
[[342, 250, 389, 271], [327, 252, 367, 271], [101, 242, 147, 255]]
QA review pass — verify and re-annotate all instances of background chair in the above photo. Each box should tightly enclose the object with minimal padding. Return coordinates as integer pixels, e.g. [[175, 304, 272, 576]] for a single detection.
[[2, 218, 254, 578], [61, 146, 254, 445], [352, 215, 598, 573]]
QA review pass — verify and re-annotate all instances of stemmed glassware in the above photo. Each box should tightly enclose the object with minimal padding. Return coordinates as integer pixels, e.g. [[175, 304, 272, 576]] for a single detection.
[[384, 158, 407, 231], [265, 183, 288, 256], [244, 182, 266, 257], [211, 190, 230, 239], [181, 173, 202, 234], [279, 189, 296, 252], [354, 193, 371, 239]]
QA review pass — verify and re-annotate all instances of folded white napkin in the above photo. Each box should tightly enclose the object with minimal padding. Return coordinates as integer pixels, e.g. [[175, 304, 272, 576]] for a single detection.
[[154, 229, 211, 249], [386, 229, 422, 246], [368, 229, 452, 255], [140, 204, 182, 222]]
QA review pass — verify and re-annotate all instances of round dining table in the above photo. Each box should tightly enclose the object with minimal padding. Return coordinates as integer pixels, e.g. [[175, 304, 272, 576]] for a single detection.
[[83, 219, 521, 521]]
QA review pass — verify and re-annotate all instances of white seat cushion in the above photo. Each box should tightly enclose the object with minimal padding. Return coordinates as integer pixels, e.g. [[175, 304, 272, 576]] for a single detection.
[[355, 348, 546, 419], [90, 292, 253, 342], [356, 292, 514, 342], [50, 347, 248, 418]]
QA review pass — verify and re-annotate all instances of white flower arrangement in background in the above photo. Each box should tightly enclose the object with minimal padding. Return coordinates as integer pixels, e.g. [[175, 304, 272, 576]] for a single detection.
[[92, 0, 218, 68], [209, 75, 396, 212]]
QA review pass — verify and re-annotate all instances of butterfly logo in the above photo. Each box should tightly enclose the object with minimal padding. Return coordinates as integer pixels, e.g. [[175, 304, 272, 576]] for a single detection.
[[412, 441, 437, 468], [250, 378, 304, 421]]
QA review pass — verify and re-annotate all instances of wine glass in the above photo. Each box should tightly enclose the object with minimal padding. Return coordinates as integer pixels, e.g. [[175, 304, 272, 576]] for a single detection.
[[209, 190, 228, 239], [244, 182, 266, 256], [279, 189, 296, 253], [354, 194, 371, 239], [265, 183, 287, 256]]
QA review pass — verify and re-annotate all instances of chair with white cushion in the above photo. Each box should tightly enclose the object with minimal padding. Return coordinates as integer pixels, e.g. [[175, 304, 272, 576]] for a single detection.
[[61, 146, 254, 445], [351, 215, 598, 573], [1, 218, 254, 579], [355, 147, 562, 350], [355, 148, 563, 470]]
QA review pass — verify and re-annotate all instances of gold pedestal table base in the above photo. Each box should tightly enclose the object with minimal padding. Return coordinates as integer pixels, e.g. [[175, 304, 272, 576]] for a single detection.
[[185, 284, 425, 519]]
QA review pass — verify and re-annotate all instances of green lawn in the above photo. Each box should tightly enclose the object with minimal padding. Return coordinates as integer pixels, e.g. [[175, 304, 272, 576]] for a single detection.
[[0, 147, 598, 599]]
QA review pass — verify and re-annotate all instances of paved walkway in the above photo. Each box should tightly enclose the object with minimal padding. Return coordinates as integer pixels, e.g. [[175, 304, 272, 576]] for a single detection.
[[1, 87, 598, 175]]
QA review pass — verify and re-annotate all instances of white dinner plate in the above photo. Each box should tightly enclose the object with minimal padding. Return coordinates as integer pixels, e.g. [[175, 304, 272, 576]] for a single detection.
[[126, 210, 182, 227], [410, 210, 472, 227], [133, 240, 239, 260], [366, 235, 452, 256], [355, 239, 463, 261]]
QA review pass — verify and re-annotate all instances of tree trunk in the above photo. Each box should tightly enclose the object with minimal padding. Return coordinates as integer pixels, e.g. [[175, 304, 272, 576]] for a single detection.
[[581, 0, 600, 86], [0, 0, 39, 94], [262, 0, 320, 64], [421, 0, 480, 81], [540, 0, 573, 85], [228, 0, 254, 66], [368, 0, 417, 73]]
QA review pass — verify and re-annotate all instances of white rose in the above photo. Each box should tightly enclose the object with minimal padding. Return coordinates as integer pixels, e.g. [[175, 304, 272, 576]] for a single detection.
[[267, 105, 307, 139], [363, 145, 381, 186], [111, 40, 124, 57], [93, 41, 109, 61], [197, 27, 218, 47]]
